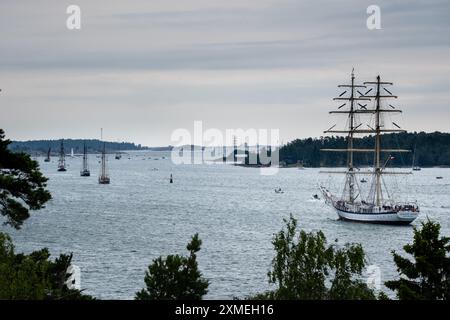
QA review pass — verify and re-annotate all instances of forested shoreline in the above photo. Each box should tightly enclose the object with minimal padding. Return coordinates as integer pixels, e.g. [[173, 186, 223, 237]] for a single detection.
[[9, 139, 151, 153], [279, 132, 450, 167]]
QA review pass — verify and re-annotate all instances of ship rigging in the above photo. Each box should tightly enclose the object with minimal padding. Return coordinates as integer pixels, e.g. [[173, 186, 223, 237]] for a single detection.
[[320, 71, 419, 225]]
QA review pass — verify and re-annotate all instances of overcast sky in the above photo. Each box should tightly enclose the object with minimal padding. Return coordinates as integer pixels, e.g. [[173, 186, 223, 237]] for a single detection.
[[0, 0, 449, 146]]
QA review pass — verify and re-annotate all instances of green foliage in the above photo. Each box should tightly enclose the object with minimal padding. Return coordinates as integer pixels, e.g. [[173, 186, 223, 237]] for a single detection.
[[280, 131, 450, 167], [0, 129, 51, 229], [385, 220, 450, 300], [0, 232, 92, 300], [135, 234, 209, 300], [261, 215, 376, 300]]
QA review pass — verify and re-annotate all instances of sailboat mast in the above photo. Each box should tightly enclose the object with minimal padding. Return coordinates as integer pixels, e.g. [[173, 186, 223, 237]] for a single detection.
[[83, 143, 88, 170], [102, 142, 106, 177], [347, 71, 356, 202], [321, 70, 369, 203], [59, 140, 65, 166], [374, 75, 382, 206]]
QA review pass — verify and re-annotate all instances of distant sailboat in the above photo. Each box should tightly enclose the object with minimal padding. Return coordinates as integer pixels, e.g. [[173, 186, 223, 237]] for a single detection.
[[80, 143, 90, 176], [71, 148, 74, 158], [98, 142, 110, 184], [57, 140, 67, 171], [115, 152, 121, 160], [412, 146, 421, 171], [44, 147, 51, 162]]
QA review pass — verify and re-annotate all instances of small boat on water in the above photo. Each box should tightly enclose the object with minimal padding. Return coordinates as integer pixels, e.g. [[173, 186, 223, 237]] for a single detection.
[[115, 153, 121, 160], [320, 72, 419, 225], [412, 146, 421, 171], [360, 178, 368, 183], [57, 140, 67, 172], [436, 176, 443, 180], [80, 143, 90, 176], [275, 187, 284, 194]]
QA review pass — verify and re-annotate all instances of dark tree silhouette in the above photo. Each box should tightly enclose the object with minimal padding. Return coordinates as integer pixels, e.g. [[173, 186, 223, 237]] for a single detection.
[[0, 233, 92, 299], [279, 131, 450, 167], [0, 129, 51, 228], [385, 220, 450, 300], [136, 234, 209, 300]]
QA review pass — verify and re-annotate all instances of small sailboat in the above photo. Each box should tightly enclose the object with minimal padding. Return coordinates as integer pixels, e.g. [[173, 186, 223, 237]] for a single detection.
[[98, 142, 110, 184], [360, 178, 368, 183], [44, 147, 51, 162], [320, 72, 419, 225], [80, 143, 90, 176], [115, 152, 121, 160], [70, 148, 74, 158], [412, 146, 421, 171], [57, 140, 67, 171], [170, 174, 173, 183]]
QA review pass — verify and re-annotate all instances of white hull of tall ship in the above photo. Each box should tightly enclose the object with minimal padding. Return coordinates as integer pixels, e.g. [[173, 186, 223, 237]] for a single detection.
[[321, 186, 418, 225], [335, 207, 418, 225]]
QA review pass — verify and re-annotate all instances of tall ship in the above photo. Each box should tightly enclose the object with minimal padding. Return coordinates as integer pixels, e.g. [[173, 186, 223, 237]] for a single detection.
[[320, 71, 419, 225], [98, 142, 110, 184], [44, 147, 51, 162], [80, 143, 90, 176], [57, 140, 67, 172]]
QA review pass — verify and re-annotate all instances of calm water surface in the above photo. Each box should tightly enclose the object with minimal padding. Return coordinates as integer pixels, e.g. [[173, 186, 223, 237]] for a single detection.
[[4, 151, 450, 299]]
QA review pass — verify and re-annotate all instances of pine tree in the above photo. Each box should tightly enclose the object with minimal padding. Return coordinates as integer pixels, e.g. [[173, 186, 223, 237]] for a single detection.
[[136, 234, 209, 300], [385, 220, 450, 300], [0, 129, 51, 229]]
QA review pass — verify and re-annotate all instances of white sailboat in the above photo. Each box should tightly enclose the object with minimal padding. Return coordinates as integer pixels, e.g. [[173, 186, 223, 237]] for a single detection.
[[320, 71, 419, 225]]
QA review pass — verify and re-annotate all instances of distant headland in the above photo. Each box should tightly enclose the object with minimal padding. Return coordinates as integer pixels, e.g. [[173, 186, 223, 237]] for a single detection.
[[8, 139, 172, 154]]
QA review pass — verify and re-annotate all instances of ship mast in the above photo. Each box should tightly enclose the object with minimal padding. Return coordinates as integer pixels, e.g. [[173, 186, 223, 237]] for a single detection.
[[361, 75, 406, 206], [322, 70, 369, 203], [59, 140, 65, 168], [83, 142, 88, 171], [101, 142, 106, 178], [321, 73, 411, 206]]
